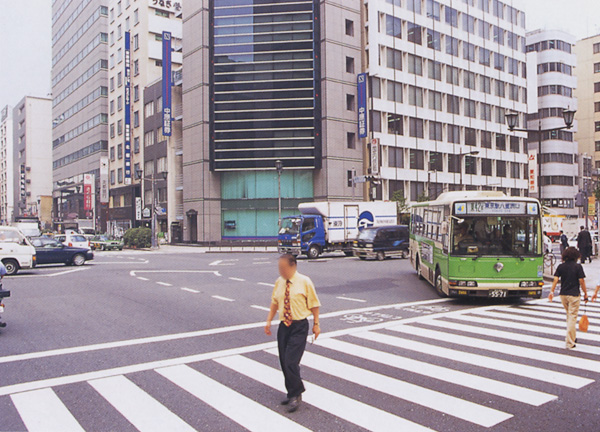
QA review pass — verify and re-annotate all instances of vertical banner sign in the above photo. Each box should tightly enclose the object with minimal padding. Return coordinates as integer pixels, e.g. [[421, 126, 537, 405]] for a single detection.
[[100, 156, 109, 204], [528, 150, 538, 194], [124, 31, 132, 185], [357, 73, 368, 138], [83, 174, 93, 211], [162, 31, 172, 136], [371, 138, 380, 176]]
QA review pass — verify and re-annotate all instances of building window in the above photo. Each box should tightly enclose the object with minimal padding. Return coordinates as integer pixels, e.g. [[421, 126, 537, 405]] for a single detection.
[[386, 15, 401, 39], [145, 130, 155, 147], [446, 36, 459, 56], [428, 91, 442, 111], [428, 60, 441, 80], [409, 118, 424, 138], [448, 125, 460, 144], [481, 76, 491, 94], [494, 53, 505, 71], [496, 133, 506, 150], [496, 160, 507, 178], [347, 170, 353, 187], [117, 144, 123, 159], [371, 111, 382, 133], [448, 154, 461, 173], [134, 111, 140, 128], [465, 128, 477, 146], [427, 29, 441, 51], [446, 66, 459, 85], [408, 86, 423, 107], [465, 156, 477, 175], [465, 100, 476, 118], [117, 72, 122, 87], [156, 10, 169, 17], [445, 6, 458, 27], [595, 82, 600, 93], [429, 152, 443, 171], [110, 123, 115, 138], [510, 136, 520, 153], [145, 102, 155, 118], [387, 81, 403, 103], [387, 114, 403, 135], [407, 23, 422, 45], [117, 120, 123, 135], [409, 149, 424, 169], [495, 80, 505, 98], [117, 95, 123, 111], [118, 168, 123, 183], [493, 26, 504, 45], [464, 71, 476, 90], [134, 9, 139, 24], [347, 132, 356, 149], [134, 85, 139, 101], [426, 0, 440, 21], [479, 48, 490, 66], [463, 42, 475, 62], [110, 170, 115, 185], [109, 146, 115, 161], [134, 136, 140, 153], [387, 48, 402, 70], [110, 77, 114, 92], [407, 54, 423, 75], [389, 147, 404, 168], [479, 20, 490, 39], [133, 34, 139, 50], [447, 95, 460, 114], [593, 42, 600, 54], [595, 62, 600, 73], [134, 59, 139, 76], [110, 100, 115, 114], [345, 57, 355, 74], [429, 121, 443, 141], [371, 77, 381, 98], [407, 0, 421, 13], [595, 121, 600, 132], [345, 19, 354, 36], [346, 94, 355, 111], [481, 158, 492, 175]]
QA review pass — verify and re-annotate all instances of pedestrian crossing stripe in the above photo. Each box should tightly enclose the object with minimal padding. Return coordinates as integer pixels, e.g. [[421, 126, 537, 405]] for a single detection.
[[4, 300, 600, 432]]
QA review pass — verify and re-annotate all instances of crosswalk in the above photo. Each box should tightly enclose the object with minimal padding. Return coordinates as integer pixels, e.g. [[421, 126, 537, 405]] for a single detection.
[[4, 299, 600, 431]]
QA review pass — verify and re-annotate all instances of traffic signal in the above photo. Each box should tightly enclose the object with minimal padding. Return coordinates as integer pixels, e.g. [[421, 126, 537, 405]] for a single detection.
[[365, 175, 381, 185], [575, 192, 586, 207]]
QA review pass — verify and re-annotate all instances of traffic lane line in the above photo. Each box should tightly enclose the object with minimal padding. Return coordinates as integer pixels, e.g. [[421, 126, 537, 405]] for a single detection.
[[156, 282, 173, 287], [251, 305, 270, 312], [257, 282, 273, 287], [212, 295, 235, 302], [336, 296, 367, 303], [181, 288, 200, 294], [9, 267, 90, 278], [228, 277, 246, 282]]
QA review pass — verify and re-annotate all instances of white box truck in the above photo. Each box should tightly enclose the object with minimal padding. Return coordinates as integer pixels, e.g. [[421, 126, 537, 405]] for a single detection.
[[278, 201, 398, 259]]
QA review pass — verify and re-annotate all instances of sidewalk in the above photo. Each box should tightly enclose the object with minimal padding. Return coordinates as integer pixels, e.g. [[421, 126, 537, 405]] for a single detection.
[[120, 244, 278, 254], [544, 254, 600, 287]]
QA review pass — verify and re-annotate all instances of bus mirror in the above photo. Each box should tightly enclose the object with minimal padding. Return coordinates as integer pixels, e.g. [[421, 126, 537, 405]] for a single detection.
[[441, 221, 449, 235]]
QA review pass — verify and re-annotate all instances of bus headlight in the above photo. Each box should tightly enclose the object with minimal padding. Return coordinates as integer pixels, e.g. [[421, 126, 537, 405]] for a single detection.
[[450, 280, 478, 287]]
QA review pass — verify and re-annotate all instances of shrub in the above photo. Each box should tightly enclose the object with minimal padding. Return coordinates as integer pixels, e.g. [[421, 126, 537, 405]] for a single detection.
[[123, 227, 152, 248]]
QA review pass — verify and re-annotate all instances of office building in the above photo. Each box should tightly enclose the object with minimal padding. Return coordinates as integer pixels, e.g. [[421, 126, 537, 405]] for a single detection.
[[51, 0, 110, 232], [368, 0, 529, 203], [0, 105, 14, 224], [182, 0, 363, 242], [107, 0, 182, 236], [526, 29, 578, 215], [12, 96, 53, 228], [141, 74, 183, 242], [574, 34, 600, 170]]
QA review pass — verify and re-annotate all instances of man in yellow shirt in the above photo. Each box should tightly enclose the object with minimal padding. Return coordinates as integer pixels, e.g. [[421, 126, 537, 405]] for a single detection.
[[264, 254, 321, 413]]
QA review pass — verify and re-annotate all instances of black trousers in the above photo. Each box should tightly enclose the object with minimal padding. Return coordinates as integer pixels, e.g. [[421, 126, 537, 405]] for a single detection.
[[277, 319, 308, 399]]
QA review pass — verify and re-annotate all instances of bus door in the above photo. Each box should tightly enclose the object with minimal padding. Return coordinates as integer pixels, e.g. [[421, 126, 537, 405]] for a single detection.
[[344, 205, 359, 241]]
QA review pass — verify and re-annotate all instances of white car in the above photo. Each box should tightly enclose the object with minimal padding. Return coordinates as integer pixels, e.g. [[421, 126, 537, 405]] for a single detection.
[[0, 226, 37, 275], [568, 232, 599, 255], [56, 234, 91, 250]]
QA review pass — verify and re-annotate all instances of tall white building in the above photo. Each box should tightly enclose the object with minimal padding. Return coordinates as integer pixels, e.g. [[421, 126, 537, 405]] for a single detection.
[[107, 0, 182, 233], [0, 105, 14, 224], [365, 0, 528, 201], [526, 29, 578, 215]]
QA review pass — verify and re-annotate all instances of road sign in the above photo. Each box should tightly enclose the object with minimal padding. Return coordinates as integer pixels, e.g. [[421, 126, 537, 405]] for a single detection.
[[142, 207, 151, 219], [353, 176, 367, 184]]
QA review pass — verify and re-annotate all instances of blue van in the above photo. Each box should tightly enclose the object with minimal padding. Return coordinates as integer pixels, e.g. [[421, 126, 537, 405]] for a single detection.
[[353, 225, 409, 261]]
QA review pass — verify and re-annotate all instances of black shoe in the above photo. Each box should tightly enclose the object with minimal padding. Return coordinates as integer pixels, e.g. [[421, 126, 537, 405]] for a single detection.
[[286, 395, 302, 413], [0, 322, 6, 328], [280, 398, 290, 406]]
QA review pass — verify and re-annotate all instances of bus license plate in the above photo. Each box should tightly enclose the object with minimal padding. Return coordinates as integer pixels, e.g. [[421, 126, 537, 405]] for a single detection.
[[489, 289, 507, 298]]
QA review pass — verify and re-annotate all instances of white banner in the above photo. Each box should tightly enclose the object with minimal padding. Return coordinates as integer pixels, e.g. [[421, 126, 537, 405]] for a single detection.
[[528, 150, 538, 194], [370, 138, 380, 176], [100, 156, 109, 204]]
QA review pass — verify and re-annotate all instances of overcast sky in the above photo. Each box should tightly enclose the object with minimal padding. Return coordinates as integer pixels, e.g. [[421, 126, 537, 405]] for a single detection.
[[0, 0, 598, 109]]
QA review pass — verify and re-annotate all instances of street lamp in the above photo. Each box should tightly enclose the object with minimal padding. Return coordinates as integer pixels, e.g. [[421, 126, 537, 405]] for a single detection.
[[505, 108, 576, 205], [458, 150, 479, 190], [275, 160, 283, 226], [135, 168, 168, 249]]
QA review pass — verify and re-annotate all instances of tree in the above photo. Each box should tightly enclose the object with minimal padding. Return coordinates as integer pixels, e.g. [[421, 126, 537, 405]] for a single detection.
[[391, 190, 411, 225]]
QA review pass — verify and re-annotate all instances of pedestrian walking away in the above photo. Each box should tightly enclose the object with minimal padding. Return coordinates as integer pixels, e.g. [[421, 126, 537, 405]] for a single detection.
[[265, 254, 321, 413], [548, 247, 588, 349], [576, 225, 593, 264], [559, 230, 569, 254]]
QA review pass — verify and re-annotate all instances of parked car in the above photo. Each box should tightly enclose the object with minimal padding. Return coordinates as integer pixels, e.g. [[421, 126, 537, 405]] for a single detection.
[[353, 225, 410, 261], [30, 237, 94, 266], [91, 235, 124, 251], [568, 231, 600, 256], [0, 226, 37, 275], [55, 234, 91, 250]]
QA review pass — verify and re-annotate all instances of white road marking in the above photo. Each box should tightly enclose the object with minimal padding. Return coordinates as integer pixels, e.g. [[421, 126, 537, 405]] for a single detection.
[[89, 375, 195, 432], [156, 282, 173, 287], [265, 350, 512, 427], [229, 277, 246, 282], [352, 332, 592, 389], [216, 355, 434, 432], [336, 296, 367, 303], [426, 316, 600, 355], [11, 388, 85, 432], [46, 268, 90, 277], [489, 306, 600, 323], [180, 288, 200, 293], [94, 259, 149, 264], [316, 339, 555, 406], [257, 282, 273, 287], [130, 270, 221, 277], [0, 298, 454, 370], [252, 262, 271, 265], [212, 295, 235, 302], [157, 365, 310, 432], [209, 259, 238, 266], [137, 277, 149, 281], [521, 304, 600, 319], [251, 305, 270, 312], [390, 323, 600, 371]]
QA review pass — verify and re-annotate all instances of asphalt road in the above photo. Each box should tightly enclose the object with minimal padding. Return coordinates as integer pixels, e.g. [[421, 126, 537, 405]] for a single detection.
[[0, 249, 599, 431]]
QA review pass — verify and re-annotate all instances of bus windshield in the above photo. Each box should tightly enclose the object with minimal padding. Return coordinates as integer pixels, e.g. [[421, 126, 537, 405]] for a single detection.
[[452, 216, 540, 257], [279, 218, 301, 235]]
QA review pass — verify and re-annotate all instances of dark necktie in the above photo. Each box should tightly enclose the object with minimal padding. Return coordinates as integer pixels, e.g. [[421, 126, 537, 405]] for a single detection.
[[283, 279, 293, 326]]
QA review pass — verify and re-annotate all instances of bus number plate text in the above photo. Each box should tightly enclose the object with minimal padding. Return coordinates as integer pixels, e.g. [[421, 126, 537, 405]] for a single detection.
[[489, 289, 508, 298]]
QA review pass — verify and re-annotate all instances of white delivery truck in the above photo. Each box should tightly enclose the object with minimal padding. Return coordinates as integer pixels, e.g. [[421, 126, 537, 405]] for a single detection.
[[278, 201, 398, 259], [0, 226, 37, 275]]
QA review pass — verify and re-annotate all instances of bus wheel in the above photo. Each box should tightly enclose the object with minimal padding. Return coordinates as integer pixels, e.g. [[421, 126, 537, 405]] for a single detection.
[[435, 269, 447, 297], [307, 245, 321, 259], [416, 257, 424, 280]]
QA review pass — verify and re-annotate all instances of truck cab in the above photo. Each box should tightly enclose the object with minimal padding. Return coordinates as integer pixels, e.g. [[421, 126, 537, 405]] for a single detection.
[[0, 226, 37, 275], [278, 215, 326, 259]]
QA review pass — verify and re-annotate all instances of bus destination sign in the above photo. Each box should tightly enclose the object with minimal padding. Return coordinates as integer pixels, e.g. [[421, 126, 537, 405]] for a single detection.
[[456, 201, 539, 215]]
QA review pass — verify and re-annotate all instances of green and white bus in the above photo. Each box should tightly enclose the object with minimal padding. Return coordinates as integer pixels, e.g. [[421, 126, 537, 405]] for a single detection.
[[410, 191, 544, 298]]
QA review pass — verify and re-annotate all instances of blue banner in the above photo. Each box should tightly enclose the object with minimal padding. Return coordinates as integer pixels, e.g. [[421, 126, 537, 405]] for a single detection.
[[357, 73, 367, 138], [162, 31, 172, 136], [124, 31, 132, 184]]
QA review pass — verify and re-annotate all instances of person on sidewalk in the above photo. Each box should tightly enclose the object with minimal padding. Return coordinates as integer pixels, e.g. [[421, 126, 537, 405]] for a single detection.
[[548, 247, 588, 349], [577, 226, 593, 264], [559, 230, 569, 255], [264, 254, 321, 413]]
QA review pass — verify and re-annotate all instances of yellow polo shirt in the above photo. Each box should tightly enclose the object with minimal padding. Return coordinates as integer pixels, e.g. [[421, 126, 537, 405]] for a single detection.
[[271, 271, 321, 321]]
